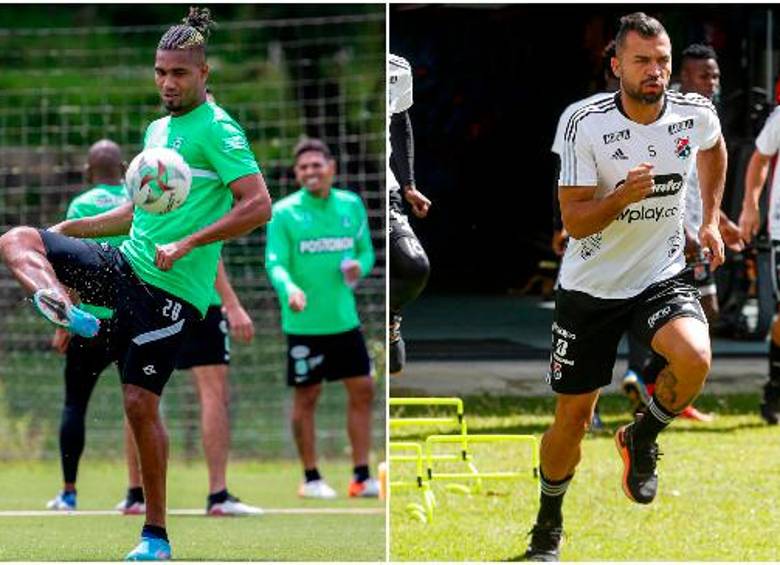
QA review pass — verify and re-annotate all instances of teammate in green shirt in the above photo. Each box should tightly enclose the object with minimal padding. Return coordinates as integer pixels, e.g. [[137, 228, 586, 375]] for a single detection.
[[46, 139, 129, 512], [266, 138, 378, 499], [0, 8, 271, 560]]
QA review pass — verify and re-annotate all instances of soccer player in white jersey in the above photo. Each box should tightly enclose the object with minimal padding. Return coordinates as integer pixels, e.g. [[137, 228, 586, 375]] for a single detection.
[[525, 13, 727, 561], [738, 94, 780, 424], [388, 53, 431, 375]]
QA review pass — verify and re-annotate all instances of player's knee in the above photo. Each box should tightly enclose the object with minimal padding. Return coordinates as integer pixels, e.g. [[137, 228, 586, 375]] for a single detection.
[[390, 249, 430, 310], [555, 402, 593, 436], [347, 378, 374, 407], [670, 344, 710, 381], [123, 386, 156, 422], [0, 226, 41, 261], [293, 385, 321, 415]]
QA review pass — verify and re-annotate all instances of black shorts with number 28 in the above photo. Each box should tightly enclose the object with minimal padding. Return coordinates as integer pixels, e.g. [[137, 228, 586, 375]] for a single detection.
[[548, 270, 707, 395]]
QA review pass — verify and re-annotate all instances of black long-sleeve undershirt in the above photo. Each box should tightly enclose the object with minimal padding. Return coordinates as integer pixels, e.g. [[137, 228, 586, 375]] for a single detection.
[[390, 110, 415, 188]]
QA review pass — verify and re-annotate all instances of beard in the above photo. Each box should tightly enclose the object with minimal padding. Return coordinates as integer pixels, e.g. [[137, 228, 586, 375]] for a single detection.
[[623, 81, 665, 105]]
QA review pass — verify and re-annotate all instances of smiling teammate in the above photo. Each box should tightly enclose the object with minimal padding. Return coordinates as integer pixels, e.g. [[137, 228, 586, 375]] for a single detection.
[[524, 13, 726, 560]]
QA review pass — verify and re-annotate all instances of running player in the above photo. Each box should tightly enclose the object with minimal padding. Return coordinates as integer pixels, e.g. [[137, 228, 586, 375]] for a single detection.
[[0, 8, 271, 560], [388, 53, 431, 375], [265, 138, 378, 499], [524, 13, 726, 560], [45, 139, 129, 511], [738, 84, 780, 424]]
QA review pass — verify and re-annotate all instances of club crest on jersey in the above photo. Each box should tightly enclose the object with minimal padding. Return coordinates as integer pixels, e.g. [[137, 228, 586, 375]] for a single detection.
[[342, 215, 352, 228], [668, 118, 694, 135], [675, 136, 691, 159], [171, 137, 184, 150], [602, 128, 631, 145]]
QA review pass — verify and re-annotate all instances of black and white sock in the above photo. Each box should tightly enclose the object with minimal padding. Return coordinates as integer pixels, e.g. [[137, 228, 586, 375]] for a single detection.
[[634, 395, 677, 441], [536, 470, 573, 527]]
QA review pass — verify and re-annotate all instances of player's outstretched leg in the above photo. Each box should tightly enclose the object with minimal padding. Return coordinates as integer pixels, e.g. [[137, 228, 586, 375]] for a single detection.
[[615, 317, 710, 504], [0, 227, 99, 337], [524, 391, 599, 561]]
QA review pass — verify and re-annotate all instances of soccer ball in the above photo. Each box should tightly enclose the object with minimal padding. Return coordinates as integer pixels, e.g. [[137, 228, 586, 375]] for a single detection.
[[125, 147, 192, 214]]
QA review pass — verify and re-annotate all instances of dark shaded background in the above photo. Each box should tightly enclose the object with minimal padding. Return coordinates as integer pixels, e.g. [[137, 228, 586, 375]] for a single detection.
[[391, 4, 777, 293]]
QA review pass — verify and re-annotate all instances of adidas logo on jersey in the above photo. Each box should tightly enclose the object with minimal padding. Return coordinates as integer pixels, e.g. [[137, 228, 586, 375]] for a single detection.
[[611, 148, 629, 160]]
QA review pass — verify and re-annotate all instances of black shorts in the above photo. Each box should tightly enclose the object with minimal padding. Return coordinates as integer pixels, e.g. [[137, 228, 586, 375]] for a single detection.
[[175, 305, 230, 370], [41, 230, 200, 396], [548, 271, 707, 395], [286, 327, 371, 387]]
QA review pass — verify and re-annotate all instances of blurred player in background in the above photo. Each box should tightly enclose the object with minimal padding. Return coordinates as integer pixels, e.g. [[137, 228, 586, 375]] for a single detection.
[[45, 140, 129, 511], [116, 87, 262, 518], [0, 8, 272, 559], [525, 13, 726, 560], [388, 53, 431, 375], [266, 139, 378, 499], [738, 96, 780, 424]]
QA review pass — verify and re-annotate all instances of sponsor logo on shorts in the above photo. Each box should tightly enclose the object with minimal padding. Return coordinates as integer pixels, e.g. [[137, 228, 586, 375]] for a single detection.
[[617, 204, 679, 224], [647, 306, 672, 329], [290, 345, 311, 359], [668, 118, 694, 135], [143, 364, 157, 375], [299, 237, 355, 254], [602, 128, 631, 145], [552, 322, 576, 340], [547, 359, 563, 382]]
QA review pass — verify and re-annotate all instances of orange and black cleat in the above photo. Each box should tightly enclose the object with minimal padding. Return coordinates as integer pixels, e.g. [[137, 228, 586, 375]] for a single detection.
[[615, 423, 661, 504]]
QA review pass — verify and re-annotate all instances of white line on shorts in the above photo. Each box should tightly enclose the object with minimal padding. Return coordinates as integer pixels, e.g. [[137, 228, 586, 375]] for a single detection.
[[0, 507, 384, 518]]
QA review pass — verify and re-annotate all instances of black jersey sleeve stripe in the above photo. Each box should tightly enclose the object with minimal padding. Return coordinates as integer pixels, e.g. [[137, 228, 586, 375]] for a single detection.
[[562, 103, 616, 185], [389, 56, 411, 70], [562, 96, 615, 143]]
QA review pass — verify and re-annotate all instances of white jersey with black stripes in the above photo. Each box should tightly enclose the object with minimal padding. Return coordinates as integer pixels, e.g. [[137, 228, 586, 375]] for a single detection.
[[558, 91, 721, 299], [551, 92, 614, 156], [388, 54, 413, 194], [754, 106, 780, 240]]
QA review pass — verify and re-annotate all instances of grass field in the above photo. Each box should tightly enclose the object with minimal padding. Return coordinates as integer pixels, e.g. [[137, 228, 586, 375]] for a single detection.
[[0, 458, 385, 561], [390, 393, 780, 561]]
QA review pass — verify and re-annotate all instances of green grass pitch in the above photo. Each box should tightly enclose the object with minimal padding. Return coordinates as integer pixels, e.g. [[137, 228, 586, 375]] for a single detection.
[[0, 458, 385, 561], [390, 393, 780, 561]]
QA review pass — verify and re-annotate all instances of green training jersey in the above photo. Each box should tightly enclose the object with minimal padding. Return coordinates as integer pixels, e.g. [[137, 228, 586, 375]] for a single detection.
[[120, 101, 260, 316], [66, 183, 130, 319], [266, 187, 375, 335]]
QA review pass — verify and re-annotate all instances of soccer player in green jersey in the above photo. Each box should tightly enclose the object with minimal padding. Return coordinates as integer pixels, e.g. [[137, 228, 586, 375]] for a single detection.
[[0, 8, 271, 560], [46, 139, 129, 512], [266, 138, 378, 499]]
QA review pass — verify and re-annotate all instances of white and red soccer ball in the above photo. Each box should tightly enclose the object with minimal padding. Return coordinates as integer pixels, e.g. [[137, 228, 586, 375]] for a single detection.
[[125, 147, 191, 214]]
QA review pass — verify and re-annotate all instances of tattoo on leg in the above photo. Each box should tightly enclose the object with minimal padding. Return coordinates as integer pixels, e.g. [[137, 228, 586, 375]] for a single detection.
[[655, 367, 698, 411], [654, 368, 678, 409]]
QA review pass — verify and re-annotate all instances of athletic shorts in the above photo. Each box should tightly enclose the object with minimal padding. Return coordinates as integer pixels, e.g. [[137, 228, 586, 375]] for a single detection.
[[175, 305, 230, 370], [286, 327, 371, 387], [548, 270, 707, 395], [41, 230, 200, 396]]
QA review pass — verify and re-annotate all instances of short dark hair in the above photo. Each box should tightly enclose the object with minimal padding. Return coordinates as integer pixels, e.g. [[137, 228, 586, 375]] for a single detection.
[[681, 43, 718, 63], [615, 12, 667, 54], [293, 138, 333, 162], [158, 7, 215, 52]]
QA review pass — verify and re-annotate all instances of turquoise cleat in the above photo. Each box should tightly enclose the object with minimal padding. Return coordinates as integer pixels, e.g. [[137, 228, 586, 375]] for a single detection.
[[125, 537, 171, 561], [32, 289, 100, 338]]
